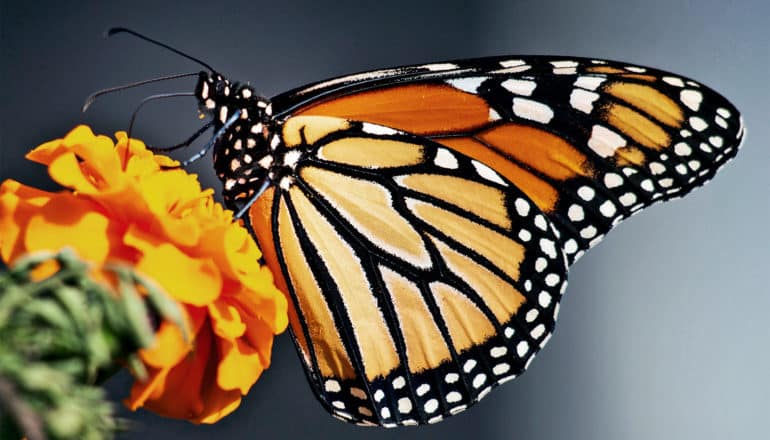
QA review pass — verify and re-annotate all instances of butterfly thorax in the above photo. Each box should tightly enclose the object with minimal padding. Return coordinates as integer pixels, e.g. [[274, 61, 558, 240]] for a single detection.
[[195, 71, 294, 206]]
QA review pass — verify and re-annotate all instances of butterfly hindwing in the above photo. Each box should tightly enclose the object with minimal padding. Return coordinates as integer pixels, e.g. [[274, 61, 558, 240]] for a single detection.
[[246, 116, 567, 426], [272, 56, 744, 263]]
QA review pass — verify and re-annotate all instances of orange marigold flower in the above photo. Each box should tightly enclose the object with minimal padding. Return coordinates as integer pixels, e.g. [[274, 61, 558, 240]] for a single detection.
[[0, 125, 288, 423]]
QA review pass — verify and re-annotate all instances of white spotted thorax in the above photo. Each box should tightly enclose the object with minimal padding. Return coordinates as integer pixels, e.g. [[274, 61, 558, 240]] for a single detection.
[[195, 71, 290, 204]]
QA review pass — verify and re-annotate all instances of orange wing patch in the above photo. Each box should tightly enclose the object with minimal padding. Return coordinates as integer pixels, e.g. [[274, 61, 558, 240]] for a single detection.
[[249, 187, 313, 368], [405, 198, 525, 282], [318, 137, 425, 168], [603, 103, 671, 150], [300, 166, 432, 269], [288, 186, 401, 381], [283, 115, 351, 147], [429, 282, 497, 353], [380, 266, 452, 373], [439, 137, 560, 212], [428, 234, 526, 324], [604, 82, 683, 127], [275, 191, 357, 379], [395, 173, 511, 229], [478, 124, 593, 180], [299, 83, 493, 136]]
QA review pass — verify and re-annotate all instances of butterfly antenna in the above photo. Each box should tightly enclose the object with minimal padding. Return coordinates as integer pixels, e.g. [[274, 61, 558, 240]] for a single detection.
[[148, 120, 214, 153], [107, 27, 217, 73], [82, 72, 199, 112], [125, 92, 196, 158]]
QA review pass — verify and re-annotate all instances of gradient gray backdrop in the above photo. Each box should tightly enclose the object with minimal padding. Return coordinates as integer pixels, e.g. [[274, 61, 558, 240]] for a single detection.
[[1, 1, 768, 439]]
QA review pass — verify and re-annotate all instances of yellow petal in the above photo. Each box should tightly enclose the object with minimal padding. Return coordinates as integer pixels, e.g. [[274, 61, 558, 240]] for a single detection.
[[26, 125, 96, 165], [48, 152, 99, 193]]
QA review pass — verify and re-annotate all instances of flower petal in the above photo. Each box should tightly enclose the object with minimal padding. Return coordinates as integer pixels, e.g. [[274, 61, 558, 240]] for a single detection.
[[209, 301, 246, 339], [216, 336, 264, 394], [134, 243, 221, 306], [139, 321, 191, 369], [0, 180, 53, 262], [48, 152, 100, 193], [24, 194, 111, 264]]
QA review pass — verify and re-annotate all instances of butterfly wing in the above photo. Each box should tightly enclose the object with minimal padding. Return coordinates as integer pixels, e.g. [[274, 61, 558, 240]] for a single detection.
[[246, 116, 567, 426], [271, 56, 745, 263]]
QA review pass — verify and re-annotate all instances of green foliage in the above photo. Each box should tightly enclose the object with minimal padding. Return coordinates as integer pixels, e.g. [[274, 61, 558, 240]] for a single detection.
[[0, 249, 185, 440]]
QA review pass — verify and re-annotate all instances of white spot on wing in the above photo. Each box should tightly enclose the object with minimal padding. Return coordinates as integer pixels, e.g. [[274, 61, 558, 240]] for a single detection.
[[501, 78, 537, 96], [690, 116, 708, 131], [424, 399, 439, 413], [422, 63, 459, 71], [499, 59, 526, 68], [446, 77, 485, 93], [490, 346, 507, 358], [492, 363, 511, 375], [324, 380, 341, 392], [472, 373, 486, 388], [574, 75, 606, 90], [434, 148, 459, 169], [680, 89, 703, 111], [362, 122, 398, 136], [570, 88, 599, 114], [472, 160, 508, 186], [663, 76, 685, 87], [551, 60, 578, 68], [516, 341, 529, 357], [588, 125, 626, 158], [604, 172, 623, 188], [514, 198, 530, 216], [512, 98, 554, 124], [398, 397, 413, 413], [283, 149, 302, 168], [491, 65, 531, 74]]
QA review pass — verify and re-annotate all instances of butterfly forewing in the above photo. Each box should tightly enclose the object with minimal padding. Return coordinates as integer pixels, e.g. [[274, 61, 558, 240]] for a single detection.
[[247, 116, 567, 426], [202, 55, 742, 427], [274, 56, 744, 264]]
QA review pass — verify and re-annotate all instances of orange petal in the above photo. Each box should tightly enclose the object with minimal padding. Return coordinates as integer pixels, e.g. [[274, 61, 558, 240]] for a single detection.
[[231, 283, 288, 334], [24, 194, 111, 264], [193, 390, 243, 424], [216, 337, 264, 394], [125, 366, 170, 410], [0, 180, 53, 263], [29, 259, 61, 281], [139, 320, 191, 368], [48, 152, 99, 193], [209, 301, 246, 339], [242, 315, 276, 369], [26, 125, 96, 165], [137, 322, 215, 420], [134, 243, 221, 306]]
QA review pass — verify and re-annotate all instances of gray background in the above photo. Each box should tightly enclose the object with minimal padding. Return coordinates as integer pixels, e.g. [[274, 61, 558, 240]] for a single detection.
[[1, 1, 768, 439]]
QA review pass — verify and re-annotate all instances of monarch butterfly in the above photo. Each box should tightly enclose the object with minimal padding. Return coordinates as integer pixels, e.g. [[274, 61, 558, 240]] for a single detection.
[[105, 29, 744, 427]]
